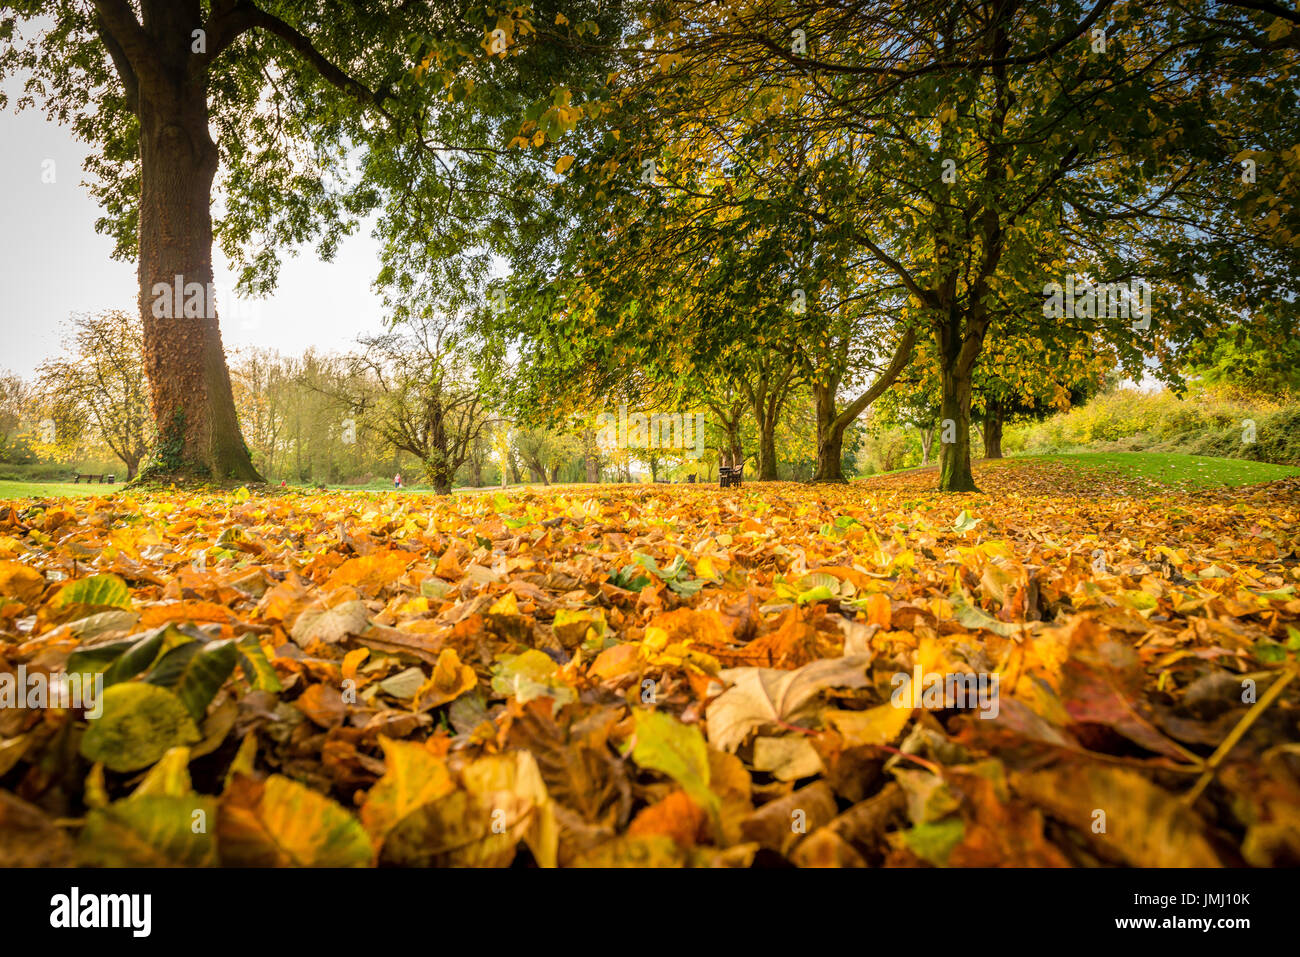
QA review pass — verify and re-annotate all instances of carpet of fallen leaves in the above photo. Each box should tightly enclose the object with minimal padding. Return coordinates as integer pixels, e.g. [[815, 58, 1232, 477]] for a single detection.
[[2, 459, 1299, 867]]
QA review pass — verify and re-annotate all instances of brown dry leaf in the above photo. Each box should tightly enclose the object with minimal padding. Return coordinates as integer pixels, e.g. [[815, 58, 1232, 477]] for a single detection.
[[752, 735, 825, 781], [0, 790, 74, 865], [360, 736, 456, 843], [0, 560, 45, 606], [413, 648, 477, 710], [706, 655, 872, 752], [1011, 763, 1224, 867]]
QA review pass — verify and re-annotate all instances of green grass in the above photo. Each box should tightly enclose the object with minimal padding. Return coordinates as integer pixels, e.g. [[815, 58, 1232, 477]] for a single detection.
[[1012, 452, 1300, 488], [0, 480, 123, 499]]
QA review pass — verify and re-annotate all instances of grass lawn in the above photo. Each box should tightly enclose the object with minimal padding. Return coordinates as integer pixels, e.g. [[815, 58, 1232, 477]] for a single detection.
[[1014, 451, 1300, 488], [0, 480, 123, 499]]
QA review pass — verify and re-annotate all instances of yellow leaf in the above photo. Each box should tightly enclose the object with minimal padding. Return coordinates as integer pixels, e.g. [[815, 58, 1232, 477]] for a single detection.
[[823, 703, 912, 747]]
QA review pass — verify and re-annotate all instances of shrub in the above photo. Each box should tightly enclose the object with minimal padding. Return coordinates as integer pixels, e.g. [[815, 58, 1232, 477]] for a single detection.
[[1007, 387, 1299, 465]]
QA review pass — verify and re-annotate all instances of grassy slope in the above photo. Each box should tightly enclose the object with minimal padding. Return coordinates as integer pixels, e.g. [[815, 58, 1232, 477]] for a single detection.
[[871, 451, 1300, 489], [1011, 452, 1300, 488], [0, 481, 123, 499]]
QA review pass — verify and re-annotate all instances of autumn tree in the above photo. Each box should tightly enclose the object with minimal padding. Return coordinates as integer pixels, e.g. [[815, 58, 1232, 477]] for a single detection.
[[37, 310, 152, 479], [540, 0, 1300, 491], [1, 1, 614, 481], [343, 316, 496, 494]]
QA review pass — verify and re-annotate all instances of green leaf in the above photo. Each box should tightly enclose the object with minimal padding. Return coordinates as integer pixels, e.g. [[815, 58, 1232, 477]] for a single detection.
[[145, 639, 239, 721], [951, 594, 1022, 638], [236, 634, 282, 692], [220, 774, 373, 867], [901, 817, 965, 866], [629, 709, 721, 826], [953, 510, 981, 534], [666, 577, 705, 598], [610, 564, 651, 591], [68, 627, 179, 686], [796, 585, 837, 605], [131, 746, 193, 799], [1254, 640, 1287, 664], [77, 795, 217, 867], [52, 573, 132, 610], [80, 682, 202, 773], [67, 635, 146, 676], [62, 610, 140, 641], [490, 650, 575, 706]]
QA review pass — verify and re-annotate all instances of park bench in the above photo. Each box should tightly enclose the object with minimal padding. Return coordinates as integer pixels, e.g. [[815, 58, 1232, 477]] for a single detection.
[[72, 473, 115, 484], [719, 465, 743, 488]]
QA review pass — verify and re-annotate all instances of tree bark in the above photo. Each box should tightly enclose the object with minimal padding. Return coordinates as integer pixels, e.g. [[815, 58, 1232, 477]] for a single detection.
[[983, 400, 1004, 459], [757, 424, 777, 480], [812, 381, 845, 482], [745, 361, 796, 481], [919, 426, 934, 466], [937, 362, 979, 492], [425, 459, 454, 495], [707, 399, 746, 473], [810, 328, 917, 483], [134, 35, 259, 481]]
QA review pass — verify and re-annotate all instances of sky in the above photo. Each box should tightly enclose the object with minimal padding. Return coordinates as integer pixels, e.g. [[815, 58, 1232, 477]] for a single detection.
[[0, 85, 393, 379]]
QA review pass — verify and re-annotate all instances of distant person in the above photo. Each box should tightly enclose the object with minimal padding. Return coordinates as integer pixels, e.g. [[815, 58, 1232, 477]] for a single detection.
[[394, 473, 402, 489]]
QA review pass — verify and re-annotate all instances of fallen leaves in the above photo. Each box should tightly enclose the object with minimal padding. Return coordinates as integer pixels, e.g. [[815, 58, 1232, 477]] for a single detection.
[[1, 459, 1298, 867]]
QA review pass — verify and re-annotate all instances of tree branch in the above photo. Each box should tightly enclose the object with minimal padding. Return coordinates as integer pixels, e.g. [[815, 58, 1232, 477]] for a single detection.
[[91, 0, 167, 92], [197, 1, 387, 112]]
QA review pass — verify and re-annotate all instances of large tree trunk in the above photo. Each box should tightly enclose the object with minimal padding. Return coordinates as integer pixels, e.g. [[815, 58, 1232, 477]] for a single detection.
[[748, 379, 787, 481], [758, 425, 777, 480], [753, 399, 778, 480], [425, 460, 454, 495], [812, 382, 845, 482], [937, 363, 978, 492], [983, 400, 1004, 459], [708, 400, 745, 473], [136, 77, 260, 482]]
